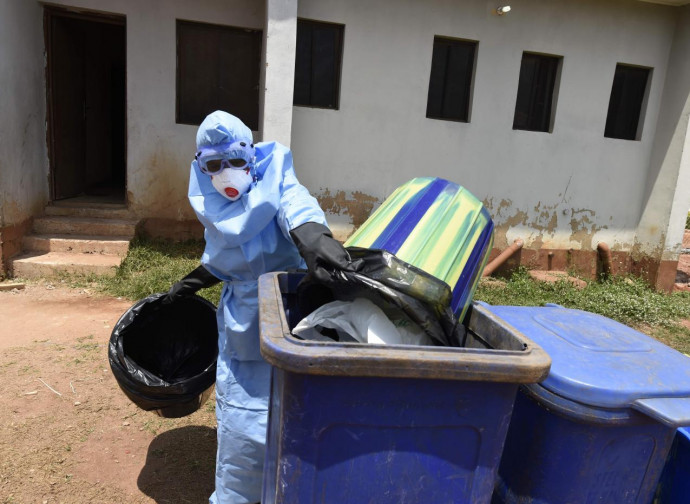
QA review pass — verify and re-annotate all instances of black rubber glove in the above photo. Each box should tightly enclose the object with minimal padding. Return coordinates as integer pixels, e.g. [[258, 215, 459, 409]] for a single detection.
[[290, 222, 363, 284], [164, 265, 221, 304]]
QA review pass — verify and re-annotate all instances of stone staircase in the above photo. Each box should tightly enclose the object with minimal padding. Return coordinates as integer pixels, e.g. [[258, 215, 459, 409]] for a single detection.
[[9, 201, 138, 279]]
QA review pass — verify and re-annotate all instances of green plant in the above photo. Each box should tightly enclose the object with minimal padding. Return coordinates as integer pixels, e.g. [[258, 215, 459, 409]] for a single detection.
[[476, 269, 690, 328], [55, 237, 690, 353], [476, 268, 690, 353], [686, 211, 690, 230], [61, 237, 222, 305]]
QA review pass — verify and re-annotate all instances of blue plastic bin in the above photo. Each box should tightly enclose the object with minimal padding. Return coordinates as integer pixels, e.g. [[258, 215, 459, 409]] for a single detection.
[[258, 272, 551, 504], [655, 427, 690, 503], [480, 304, 690, 504]]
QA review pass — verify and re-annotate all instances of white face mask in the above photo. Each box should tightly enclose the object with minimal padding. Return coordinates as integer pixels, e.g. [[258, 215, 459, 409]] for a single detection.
[[211, 168, 253, 201]]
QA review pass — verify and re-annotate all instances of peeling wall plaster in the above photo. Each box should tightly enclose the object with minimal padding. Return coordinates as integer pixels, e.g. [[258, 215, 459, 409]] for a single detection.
[[484, 197, 612, 252], [316, 189, 379, 230]]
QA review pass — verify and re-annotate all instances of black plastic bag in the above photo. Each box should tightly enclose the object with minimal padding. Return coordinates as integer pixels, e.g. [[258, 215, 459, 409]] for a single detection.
[[109, 293, 218, 418], [296, 247, 465, 347]]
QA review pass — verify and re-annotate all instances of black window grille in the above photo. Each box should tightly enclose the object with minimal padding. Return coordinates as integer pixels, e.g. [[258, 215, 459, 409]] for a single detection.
[[513, 52, 561, 132], [426, 36, 477, 122], [294, 19, 344, 109], [177, 20, 262, 128], [604, 64, 652, 141]]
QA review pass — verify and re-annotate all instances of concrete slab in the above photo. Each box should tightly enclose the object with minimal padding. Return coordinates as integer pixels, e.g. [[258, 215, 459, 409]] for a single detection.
[[0, 282, 25, 291], [45, 203, 133, 220], [32, 216, 137, 237], [10, 251, 122, 278], [23, 234, 131, 256]]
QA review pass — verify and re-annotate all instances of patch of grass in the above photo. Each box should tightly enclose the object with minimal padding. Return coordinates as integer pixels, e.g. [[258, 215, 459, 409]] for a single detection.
[[56, 237, 690, 353], [686, 211, 690, 230], [79, 427, 94, 442], [75, 342, 100, 352], [204, 398, 216, 414], [103, 237, 222, 304], [476, 268, 690, 328], [18, 365, 37, 376], [61, 237, 221, 305], [475, 268, 690, 353]]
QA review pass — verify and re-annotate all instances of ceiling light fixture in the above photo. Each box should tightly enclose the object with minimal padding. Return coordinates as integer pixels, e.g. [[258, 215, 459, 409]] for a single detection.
[[497, 5, 511, 15]]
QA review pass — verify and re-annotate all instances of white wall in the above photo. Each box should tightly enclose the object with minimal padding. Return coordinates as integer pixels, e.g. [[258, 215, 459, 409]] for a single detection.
[[29, 0, 264, 221], [0, 0, 48, 226], [640, 6, 690, 259], [291, 0, 678, 251], [2, 0, 685, 261], [260, 0, 298, 146]]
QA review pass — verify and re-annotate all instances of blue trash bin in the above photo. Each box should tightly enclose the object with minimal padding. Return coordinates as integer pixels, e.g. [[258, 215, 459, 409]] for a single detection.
[[655, 427, 690, 503], [258, 272, 551, 504], [480, 303, 690, 504]]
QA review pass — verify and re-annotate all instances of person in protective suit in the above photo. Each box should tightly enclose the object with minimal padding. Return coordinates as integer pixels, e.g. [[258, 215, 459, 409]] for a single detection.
[[166, 110, 360, 504]]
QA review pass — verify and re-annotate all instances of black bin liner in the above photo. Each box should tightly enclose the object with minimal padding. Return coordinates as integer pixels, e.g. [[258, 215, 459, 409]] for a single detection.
[[294, 247, 466, 347], [109, 293, 218, 418]]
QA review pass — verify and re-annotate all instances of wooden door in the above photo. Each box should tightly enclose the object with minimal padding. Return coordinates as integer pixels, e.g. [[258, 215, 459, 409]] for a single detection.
[[46, 7, 126, 201]]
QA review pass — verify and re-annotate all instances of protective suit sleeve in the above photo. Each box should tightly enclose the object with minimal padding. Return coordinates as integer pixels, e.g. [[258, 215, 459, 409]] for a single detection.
[[275, 148, 329, 238], [165, 264, 221, 303], [290, 222, 364, 284]]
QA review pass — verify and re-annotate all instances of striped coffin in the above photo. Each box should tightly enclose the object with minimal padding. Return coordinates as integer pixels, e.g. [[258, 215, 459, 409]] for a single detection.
[[345, 177, 494, 322]]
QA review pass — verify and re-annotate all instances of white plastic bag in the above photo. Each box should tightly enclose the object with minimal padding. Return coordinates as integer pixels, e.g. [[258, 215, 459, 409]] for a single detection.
[[292, 298, 434, 346]]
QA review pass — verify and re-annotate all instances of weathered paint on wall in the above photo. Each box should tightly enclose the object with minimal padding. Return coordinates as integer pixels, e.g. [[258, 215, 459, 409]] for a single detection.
[[290, 0, 682, 263], [315, 188, 380, 240], [0, 1, 48, 228], [0, 0, 48, 272]]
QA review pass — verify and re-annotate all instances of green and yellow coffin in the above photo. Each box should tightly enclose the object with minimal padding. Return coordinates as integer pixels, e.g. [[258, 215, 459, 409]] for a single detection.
[[345, 177, 494, 322]]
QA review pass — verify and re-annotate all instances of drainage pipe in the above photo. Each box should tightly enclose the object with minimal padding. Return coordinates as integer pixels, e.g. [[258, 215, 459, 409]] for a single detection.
[[482, 239, 524, 277], [597, 242, 612, 276]]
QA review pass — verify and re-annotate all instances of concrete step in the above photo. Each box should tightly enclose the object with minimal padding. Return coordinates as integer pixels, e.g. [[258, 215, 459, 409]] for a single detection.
[[33, 216, 137, 237], [10, 251, 122, 278], [22, 233, 131, 256], [45, 202, 133, 220]]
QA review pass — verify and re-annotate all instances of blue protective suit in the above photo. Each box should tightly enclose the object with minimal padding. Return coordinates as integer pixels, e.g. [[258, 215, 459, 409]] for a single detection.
[[188, 111, 327, 504]]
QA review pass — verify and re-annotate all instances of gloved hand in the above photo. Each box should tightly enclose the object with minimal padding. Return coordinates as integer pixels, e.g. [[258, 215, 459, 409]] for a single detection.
[[290, 222, 364, 284], [163, 265, 221, 304]]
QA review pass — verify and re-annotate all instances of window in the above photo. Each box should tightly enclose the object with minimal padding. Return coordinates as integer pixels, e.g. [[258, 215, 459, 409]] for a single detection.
[[294, 19, 344, 109], [604, 64, 652, 141], [177, 20, 262, 129], [513, 52, 561, 132], [426, 36, 477, 122]]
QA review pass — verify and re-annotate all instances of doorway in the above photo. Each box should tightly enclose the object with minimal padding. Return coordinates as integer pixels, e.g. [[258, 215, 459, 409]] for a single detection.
[[45, 6, 126, 203]]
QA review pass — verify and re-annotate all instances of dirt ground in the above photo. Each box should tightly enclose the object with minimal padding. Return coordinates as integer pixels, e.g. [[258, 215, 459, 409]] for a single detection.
[[0, 281, 217, 504]]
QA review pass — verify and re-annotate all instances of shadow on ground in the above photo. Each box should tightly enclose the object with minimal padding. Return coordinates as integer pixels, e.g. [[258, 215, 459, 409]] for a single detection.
[[138, 425, 216, 503]]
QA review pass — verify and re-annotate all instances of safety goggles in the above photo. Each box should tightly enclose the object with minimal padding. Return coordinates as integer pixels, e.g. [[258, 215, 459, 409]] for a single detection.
[[195, 140, 255, 175]]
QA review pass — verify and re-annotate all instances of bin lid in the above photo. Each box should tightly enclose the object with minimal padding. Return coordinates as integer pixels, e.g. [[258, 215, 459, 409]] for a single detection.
[[480, 304, 690, 410]]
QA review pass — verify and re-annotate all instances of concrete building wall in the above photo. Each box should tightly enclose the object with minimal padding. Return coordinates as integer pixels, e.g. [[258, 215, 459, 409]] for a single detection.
[[1, 0, 688, 286], [290, 0, 679, 257], [638, 5, 690, 283], [0, 0, 49, 270]]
